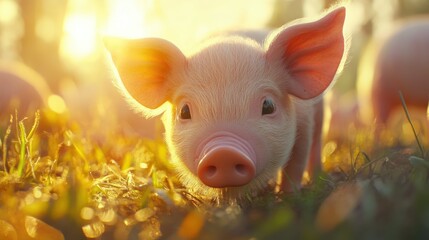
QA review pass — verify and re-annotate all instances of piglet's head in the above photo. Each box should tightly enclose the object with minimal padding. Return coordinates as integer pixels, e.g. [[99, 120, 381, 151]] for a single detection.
[[105, 7, 346, 200]]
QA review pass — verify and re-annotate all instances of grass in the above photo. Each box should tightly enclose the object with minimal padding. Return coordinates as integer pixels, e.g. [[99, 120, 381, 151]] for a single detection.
[[0, 101, 428, 240]]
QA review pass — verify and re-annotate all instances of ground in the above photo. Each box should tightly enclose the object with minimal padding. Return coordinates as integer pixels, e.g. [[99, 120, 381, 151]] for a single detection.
[[0, 105, 428, 240]]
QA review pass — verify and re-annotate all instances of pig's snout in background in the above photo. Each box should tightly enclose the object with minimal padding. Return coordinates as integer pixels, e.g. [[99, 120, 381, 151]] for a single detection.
[[196, 132, 256, 188]]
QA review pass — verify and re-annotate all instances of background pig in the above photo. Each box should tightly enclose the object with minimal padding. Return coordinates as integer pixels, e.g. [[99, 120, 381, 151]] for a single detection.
[[358, 18, 429, 130], [106, 7, 347, 201], [0, 61, 50, 119]]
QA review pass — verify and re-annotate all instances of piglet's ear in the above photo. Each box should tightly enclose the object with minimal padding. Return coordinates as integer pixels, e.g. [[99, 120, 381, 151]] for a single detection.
[[266, 7, 346, 99], [104, 37, 186, 109]]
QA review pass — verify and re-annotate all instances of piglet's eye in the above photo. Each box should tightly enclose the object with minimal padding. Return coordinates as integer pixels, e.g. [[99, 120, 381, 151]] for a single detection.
[[179, 104, 192, 120], [262, 98, 276, 115]]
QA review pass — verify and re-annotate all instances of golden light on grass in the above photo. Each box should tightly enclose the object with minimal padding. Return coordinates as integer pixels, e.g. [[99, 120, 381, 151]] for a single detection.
[[32, 187, 43, 199], [135, 208, 155, 222], [177, 210, 205, 239], [316, 181, 363, 232], [0, 219, 17, 240], [82, 221, 105, 239], [98, 208, 117, 225], [124, 217, 139, 227], [80, 207, 95, 221], [0, 213, 65, 240], [48, 94, 67, 114], [23, 216, 64, 240]]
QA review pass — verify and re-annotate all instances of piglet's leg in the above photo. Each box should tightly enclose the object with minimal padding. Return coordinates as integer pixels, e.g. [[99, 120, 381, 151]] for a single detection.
[[306, 100, 323, 177], [280, 100, 324, 192], [281, 135, 312, 192], [280, 116, 313, 192]]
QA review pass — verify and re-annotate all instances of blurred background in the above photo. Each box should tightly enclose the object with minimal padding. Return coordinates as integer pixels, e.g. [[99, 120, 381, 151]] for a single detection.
[[1, 0, 429, 138]]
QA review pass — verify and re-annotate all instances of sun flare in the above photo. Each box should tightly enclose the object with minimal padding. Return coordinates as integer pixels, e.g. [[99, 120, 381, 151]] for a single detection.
[[102, 0, 160, 38], [60, 13, 97, 59], [60, 0, 159, 61]]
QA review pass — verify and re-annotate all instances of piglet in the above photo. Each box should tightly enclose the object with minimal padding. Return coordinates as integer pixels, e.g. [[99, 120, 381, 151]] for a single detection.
[[364, 19, 429, 127], [105, 7, 347, 201]]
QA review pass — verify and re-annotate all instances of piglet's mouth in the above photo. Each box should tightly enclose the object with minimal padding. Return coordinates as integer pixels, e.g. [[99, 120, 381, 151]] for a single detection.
[[195, 132, 257, 188]]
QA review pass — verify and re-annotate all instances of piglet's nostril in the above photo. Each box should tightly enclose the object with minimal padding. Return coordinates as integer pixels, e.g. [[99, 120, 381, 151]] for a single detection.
[[205, 166, 217, 178], [235, 164, 247, 175]]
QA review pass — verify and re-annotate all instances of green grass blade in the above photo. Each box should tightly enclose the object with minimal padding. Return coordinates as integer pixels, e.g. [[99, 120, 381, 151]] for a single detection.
[[399, 91, 425, 158], [409, 156, 429, 169], [16, 120, 28, 177], [2, 116, 13, 173]]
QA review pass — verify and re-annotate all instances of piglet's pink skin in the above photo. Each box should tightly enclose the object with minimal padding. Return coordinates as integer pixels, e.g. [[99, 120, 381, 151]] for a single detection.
[[106, 7, 347, 201], [371, 20, 429, 126]]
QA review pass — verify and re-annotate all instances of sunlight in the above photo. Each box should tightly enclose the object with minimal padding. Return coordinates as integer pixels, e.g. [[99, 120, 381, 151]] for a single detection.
[[48, 94, 67, 114], [60, 0, 159, 61], [0, 0, 19, 24], [103, 0, 160, 38], [59, 0, 274, 61], [60, 12, 97, 60]]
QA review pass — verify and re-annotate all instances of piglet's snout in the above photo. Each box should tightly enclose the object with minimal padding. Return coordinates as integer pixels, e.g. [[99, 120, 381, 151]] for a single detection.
[[196, 133, 256, 188]]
